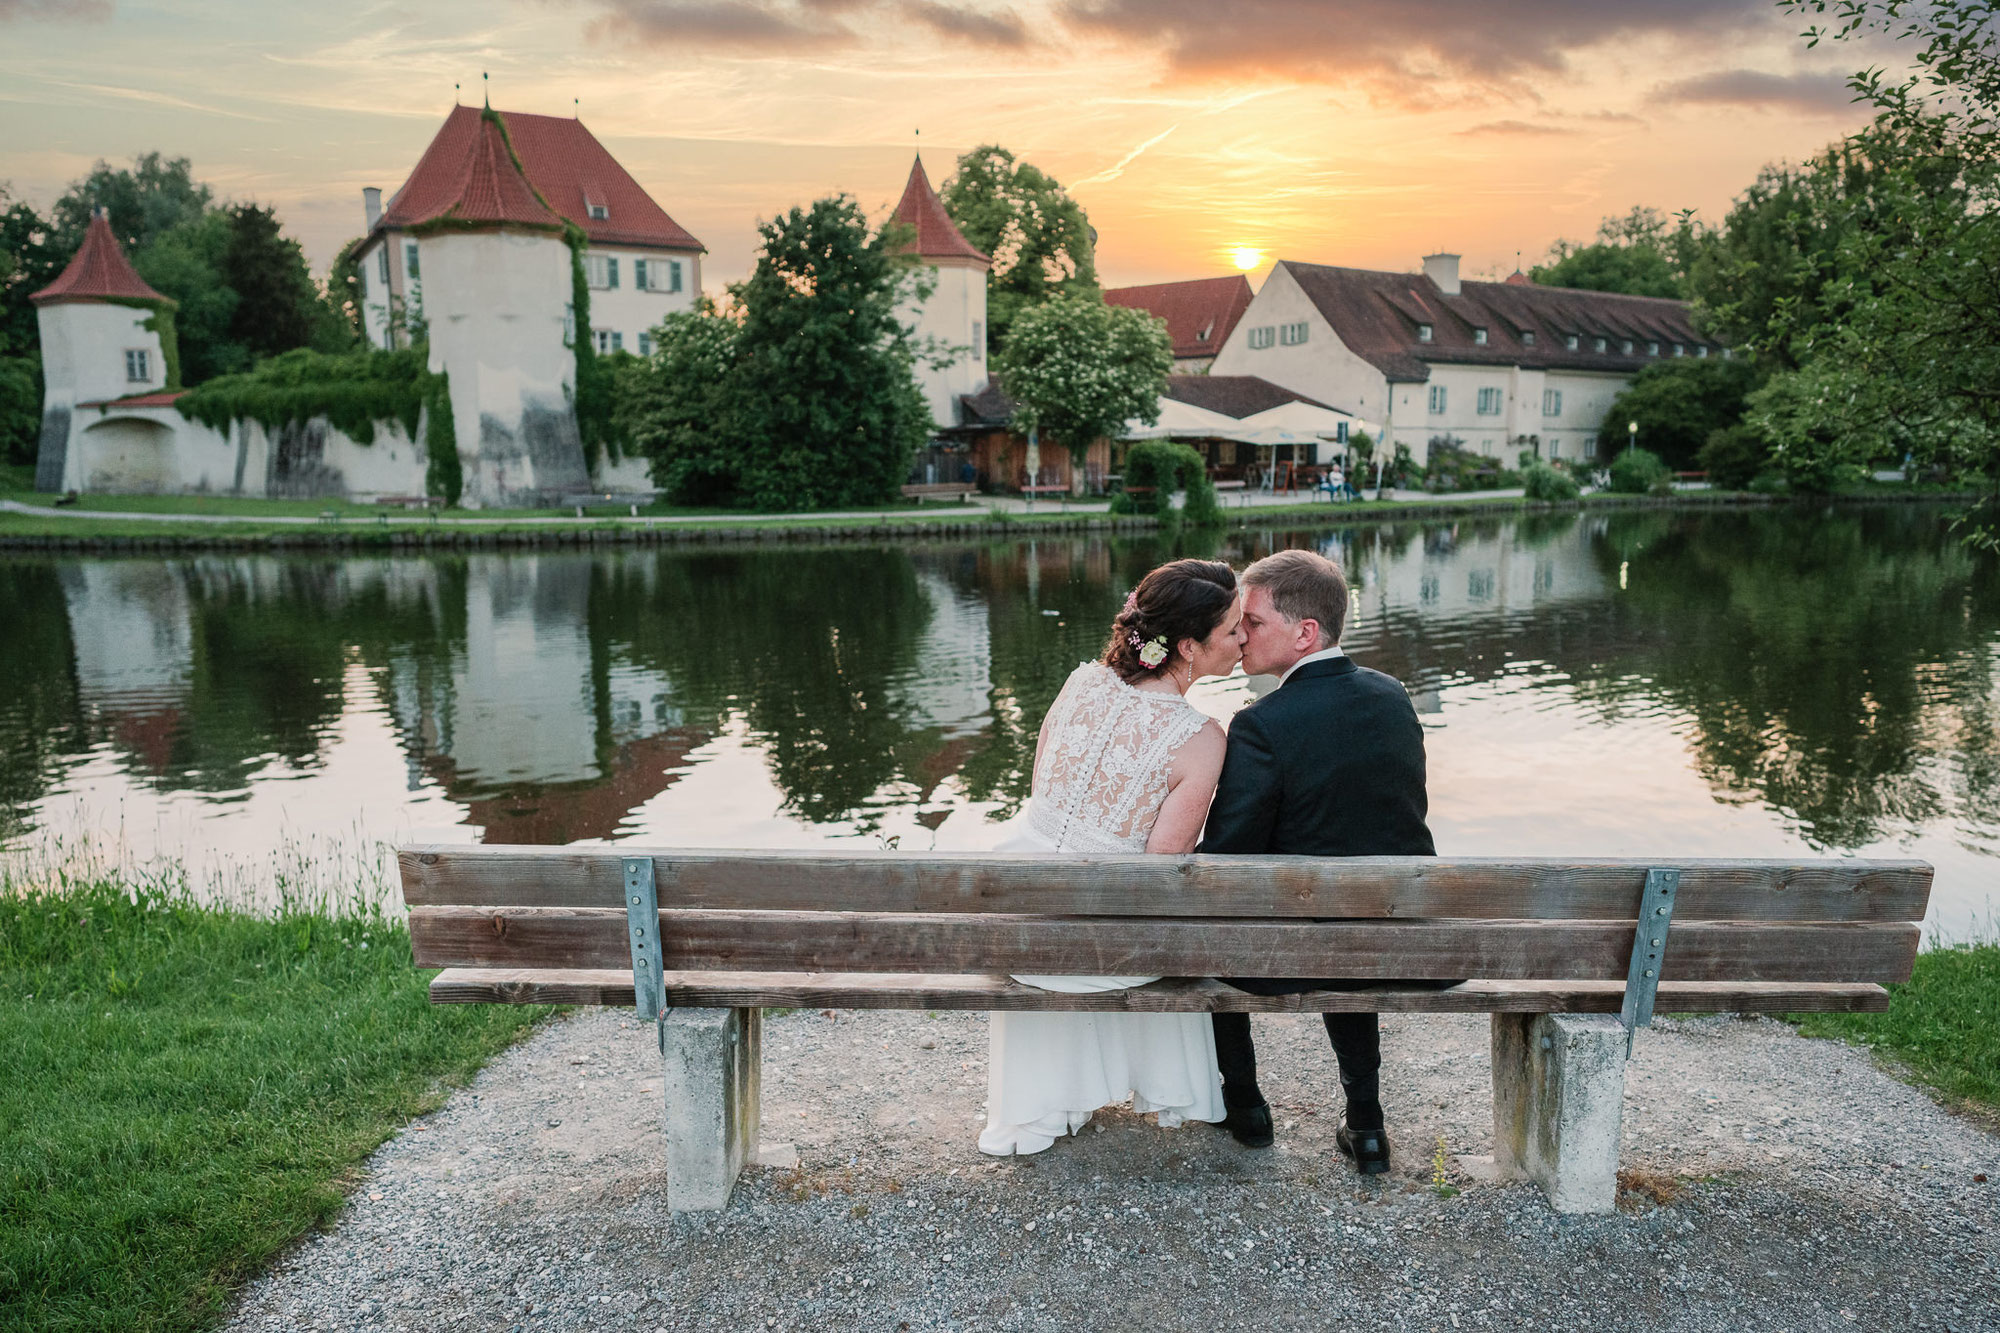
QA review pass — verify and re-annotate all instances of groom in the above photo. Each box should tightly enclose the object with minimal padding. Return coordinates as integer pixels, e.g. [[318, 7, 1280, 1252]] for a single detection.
[[1199, 548, 1444, 1174]]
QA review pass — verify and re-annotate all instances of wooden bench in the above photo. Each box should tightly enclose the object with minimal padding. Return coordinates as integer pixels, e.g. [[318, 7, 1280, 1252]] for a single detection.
[[400, 848, 1930, 1214], [900, 483, 979, 503]]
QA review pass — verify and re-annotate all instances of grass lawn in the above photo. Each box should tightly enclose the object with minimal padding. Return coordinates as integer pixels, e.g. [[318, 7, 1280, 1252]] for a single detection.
[[1792, 944, 2000, 1114], [0, 879, 549, 1333]]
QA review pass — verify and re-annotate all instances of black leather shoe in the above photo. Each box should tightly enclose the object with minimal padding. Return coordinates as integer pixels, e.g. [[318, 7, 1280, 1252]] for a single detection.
[[1215, 1100, 1274, 1148], [1336, 1121, 1392, 1174]]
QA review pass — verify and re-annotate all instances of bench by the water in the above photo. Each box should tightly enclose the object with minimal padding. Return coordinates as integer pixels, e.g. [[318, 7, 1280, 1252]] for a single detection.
[[900, 483, 980, 503], [399, 848, 1930, 1214]]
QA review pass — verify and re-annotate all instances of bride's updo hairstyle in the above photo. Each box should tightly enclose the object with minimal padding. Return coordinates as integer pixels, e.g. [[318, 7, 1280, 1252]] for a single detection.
[[1101, 559, 1237, 683]]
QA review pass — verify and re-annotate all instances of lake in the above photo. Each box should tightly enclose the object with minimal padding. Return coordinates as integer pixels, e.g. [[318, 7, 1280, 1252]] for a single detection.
[[2, 504, 1994, 937]]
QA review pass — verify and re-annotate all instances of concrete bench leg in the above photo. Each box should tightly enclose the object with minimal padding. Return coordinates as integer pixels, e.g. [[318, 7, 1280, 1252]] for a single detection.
[[658, 1006, 761, 1212], [1491, 1012, 1627, 1214]]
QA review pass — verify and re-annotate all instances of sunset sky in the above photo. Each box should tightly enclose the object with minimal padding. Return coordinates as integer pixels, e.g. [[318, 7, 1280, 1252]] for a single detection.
[[0, 0, 1888, 291]]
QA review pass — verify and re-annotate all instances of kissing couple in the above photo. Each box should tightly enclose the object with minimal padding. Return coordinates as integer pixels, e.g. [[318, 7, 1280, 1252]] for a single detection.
[[977, 548, 1447, 1174]]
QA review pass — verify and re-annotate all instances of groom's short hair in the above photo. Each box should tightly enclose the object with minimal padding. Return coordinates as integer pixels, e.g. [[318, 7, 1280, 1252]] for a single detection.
[[1243, 549, 1348, 647]]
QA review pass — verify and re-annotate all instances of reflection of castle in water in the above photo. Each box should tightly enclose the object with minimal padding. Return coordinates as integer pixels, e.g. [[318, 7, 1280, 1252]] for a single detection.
[[58, 562, 195, 772]]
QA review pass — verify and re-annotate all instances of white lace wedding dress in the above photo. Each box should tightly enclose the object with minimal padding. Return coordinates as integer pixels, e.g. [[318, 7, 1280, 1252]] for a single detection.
[[977, 661, 1227, 1156]]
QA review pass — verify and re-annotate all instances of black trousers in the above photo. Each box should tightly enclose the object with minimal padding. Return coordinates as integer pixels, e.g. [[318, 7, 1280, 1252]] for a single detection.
[[1211, 978, 1463, 1107]]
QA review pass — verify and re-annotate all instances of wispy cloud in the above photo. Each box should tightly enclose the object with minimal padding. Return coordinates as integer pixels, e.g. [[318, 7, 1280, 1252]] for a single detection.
[[0, 0, 110, 21], [43, 78, 274, 121], [1653, 68, 1859, 114], [1070, 122, 1178, 185], [1455, 120, 1578, 138]]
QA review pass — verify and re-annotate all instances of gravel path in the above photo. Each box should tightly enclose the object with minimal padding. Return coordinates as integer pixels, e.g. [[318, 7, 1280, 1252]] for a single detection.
[[224, 1007, 1999, 1333]]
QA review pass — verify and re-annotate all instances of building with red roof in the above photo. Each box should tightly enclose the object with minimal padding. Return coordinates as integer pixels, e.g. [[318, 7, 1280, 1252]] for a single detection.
[[1103, 275, 1254, 372], [354, 104, 705, 360], [1212, 253, 1725, 466], [32, 210, 172, 310], [888, 155, 993, 437]]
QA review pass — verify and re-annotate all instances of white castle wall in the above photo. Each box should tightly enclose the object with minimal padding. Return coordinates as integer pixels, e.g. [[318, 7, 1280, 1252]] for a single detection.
[[902, 259, 988, 429], [54, 402, 429, 498], [423, 229, 590, 506], [39, 302, 165, 408]]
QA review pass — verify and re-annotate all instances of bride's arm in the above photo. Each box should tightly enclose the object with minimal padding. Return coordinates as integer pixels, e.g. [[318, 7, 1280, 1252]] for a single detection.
[[1144, 721, 1227, 855]]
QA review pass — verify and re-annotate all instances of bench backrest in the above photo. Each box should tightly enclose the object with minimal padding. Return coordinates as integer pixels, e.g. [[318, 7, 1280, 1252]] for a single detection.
[[401, 848, 1931, 984]]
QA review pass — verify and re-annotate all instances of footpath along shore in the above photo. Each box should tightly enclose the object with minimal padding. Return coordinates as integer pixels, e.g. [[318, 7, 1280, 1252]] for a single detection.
[[0, 487, 1858, 551], [222, 1004, 1999, 1333]]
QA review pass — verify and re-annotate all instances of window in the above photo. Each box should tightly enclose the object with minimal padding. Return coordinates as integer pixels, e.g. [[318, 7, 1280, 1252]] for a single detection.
[[1621, 339, 1634, 354], [594, 329, 622, 354], [1722, 347, 1733, 360], [1564, 333, 1579, 350], [405, 242, 420, 279], [1672, 342, 1685, 357], [1428, 384, 1447, 414], [124, 348, 151, 382], [638, 332, 652, 357], [1195, 320, 1213, 343], [1648, 341, 1660, 356], [1542, 388, 1562, 416], [586, 255, 620, 289], [1416, 323, 1433, 343], [1696, 344, 1709, 358], [1593, 337, 1607, 353], [634, 259, 647, 290], [376, 247, 390, 284], [1477, 387, 1503, 415], [972, 322, 983, 360], [1520, 331, 1535, 348], [1548, 439, 1562, 459], [587, 202, 609, 220], [1472, 327, 1488, 346], [1247, 325, 1275, 350], [1279, 321, 1309, 346]]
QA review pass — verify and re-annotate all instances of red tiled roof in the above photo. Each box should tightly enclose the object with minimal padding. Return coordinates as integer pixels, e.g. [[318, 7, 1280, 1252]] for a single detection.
[[32, 211, 170, 307], [1104, 276, 1253, 360], [1163, 375, 1343, 419], [891, 155, 989, 265], [77, 390, 186, 409], [1278, 261, 1711, 383], [374, 106, 703, 251]]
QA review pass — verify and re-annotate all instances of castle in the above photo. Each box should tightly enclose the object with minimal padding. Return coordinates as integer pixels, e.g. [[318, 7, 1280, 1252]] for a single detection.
[[31, 106, 990, 506]]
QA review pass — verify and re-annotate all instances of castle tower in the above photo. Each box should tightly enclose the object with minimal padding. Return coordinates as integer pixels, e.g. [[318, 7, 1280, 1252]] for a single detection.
[[890, 155, 992, 430], [357, 109, 590, 506], [30, 210, 174, 492]]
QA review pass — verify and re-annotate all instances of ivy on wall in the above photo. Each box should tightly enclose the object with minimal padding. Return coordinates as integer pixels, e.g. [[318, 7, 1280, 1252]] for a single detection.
[[102, 295, 182, 390]]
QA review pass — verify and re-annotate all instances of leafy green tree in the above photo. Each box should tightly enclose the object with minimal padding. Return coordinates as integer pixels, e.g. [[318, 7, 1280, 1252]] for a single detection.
[[1600, 356, 1762, 469], [133, 210, 246, 384], [1608, 446, 1672, 494], [613, 298, 746, 506], [1699, 424, 1774, 490], [0, 353, 39, 468], [0, 186, 61, 357], [940, 146, 1098, 353], [995, 293, 1171, 473], [224, 203, 348, 360], [1532, 207, 1710, 299], [49, 152, 211, 259]]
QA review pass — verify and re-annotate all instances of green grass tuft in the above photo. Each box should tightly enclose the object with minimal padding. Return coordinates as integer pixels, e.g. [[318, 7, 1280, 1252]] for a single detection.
[[0, 878, 549, 1332], [1792, 944, 2000, 1111]]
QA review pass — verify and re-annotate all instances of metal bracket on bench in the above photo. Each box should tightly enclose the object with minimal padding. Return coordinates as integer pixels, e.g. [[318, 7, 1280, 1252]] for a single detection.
[[624, 856, 665, 1021], [1620, 868, 1680, 1056]]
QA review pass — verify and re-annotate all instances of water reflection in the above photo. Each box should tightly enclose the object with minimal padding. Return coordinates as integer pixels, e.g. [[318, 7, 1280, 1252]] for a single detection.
[[0, 506, 1993, 933]]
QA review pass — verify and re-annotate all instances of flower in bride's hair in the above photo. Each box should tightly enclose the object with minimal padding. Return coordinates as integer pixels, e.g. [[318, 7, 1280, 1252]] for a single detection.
[[1121, 590, 1138, 615], [1128, 631, 1143, 650], [1137, 636, 1169, 669]]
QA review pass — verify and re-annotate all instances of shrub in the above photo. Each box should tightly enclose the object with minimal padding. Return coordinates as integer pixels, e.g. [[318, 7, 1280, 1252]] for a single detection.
[[1118, 440, 1220, 524], [1522, 462, 1581, 501], [1698, 424, 1770, 491], [1607, 446, 1671, 494]]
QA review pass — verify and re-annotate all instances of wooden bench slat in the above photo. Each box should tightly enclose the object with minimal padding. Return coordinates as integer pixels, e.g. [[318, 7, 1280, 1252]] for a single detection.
[[398, 848, 1934, 923], [427, 968, 1891, 1014], [408, 908, 1919, 983]]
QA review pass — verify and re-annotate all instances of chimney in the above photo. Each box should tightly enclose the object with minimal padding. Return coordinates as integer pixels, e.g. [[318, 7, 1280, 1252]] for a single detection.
[[1422, 252, 1461, 295], [363, 187, 382, 231]]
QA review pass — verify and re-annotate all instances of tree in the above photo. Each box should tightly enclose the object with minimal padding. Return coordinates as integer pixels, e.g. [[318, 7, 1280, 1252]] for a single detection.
[[940, 146, 1098, 354], [620, 196, 933, 510], [1531, 207, 1709, 299], [995, 294, 1172, 472], [223, 203, 331, 360], [1600, 356, 1762, 470], [133, 210, 245, 384], [0, 353, 38, 469], [0, 186, 61, 357], [49, 152, 211, 259]]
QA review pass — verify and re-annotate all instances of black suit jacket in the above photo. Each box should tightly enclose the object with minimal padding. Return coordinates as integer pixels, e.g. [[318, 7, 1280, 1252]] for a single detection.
[[1199, 655, 1435, 859]]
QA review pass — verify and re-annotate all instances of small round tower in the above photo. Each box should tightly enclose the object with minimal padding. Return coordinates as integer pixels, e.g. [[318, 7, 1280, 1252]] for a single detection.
[[890, 155, 992, 431]]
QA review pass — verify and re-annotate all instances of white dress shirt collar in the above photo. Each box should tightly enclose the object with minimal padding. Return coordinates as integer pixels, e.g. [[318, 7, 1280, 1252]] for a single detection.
[[1279, 645, 1346, 686]]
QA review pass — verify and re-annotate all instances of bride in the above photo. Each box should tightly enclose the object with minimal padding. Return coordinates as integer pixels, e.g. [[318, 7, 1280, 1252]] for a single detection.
[[978, 558, 1246, 1156]]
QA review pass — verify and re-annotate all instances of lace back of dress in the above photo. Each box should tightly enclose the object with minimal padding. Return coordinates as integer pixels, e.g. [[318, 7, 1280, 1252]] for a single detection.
[[1028, 664, 1211, 855]]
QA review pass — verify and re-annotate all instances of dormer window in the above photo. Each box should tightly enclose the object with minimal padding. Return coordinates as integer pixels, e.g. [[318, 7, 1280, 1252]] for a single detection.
[[1697, 344, 1710, 358], [1416, 323, 1433, 343], [1594, 337, 1607, 353], [1195, 321, 1213, 343], [1472, 327, 1488, 346], [587, 201, 609, 220], [1520, 331, 1535, 348], [1564, 333, 1579, 351]]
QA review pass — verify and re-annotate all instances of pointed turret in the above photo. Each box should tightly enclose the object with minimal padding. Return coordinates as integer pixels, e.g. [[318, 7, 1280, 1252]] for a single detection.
[[32, 210, 170, 307], [891, 155, 990, 267]]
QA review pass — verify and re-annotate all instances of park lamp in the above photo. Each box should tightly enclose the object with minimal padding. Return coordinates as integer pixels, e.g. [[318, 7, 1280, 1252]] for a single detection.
[[1627, 420, 1638, 454]]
